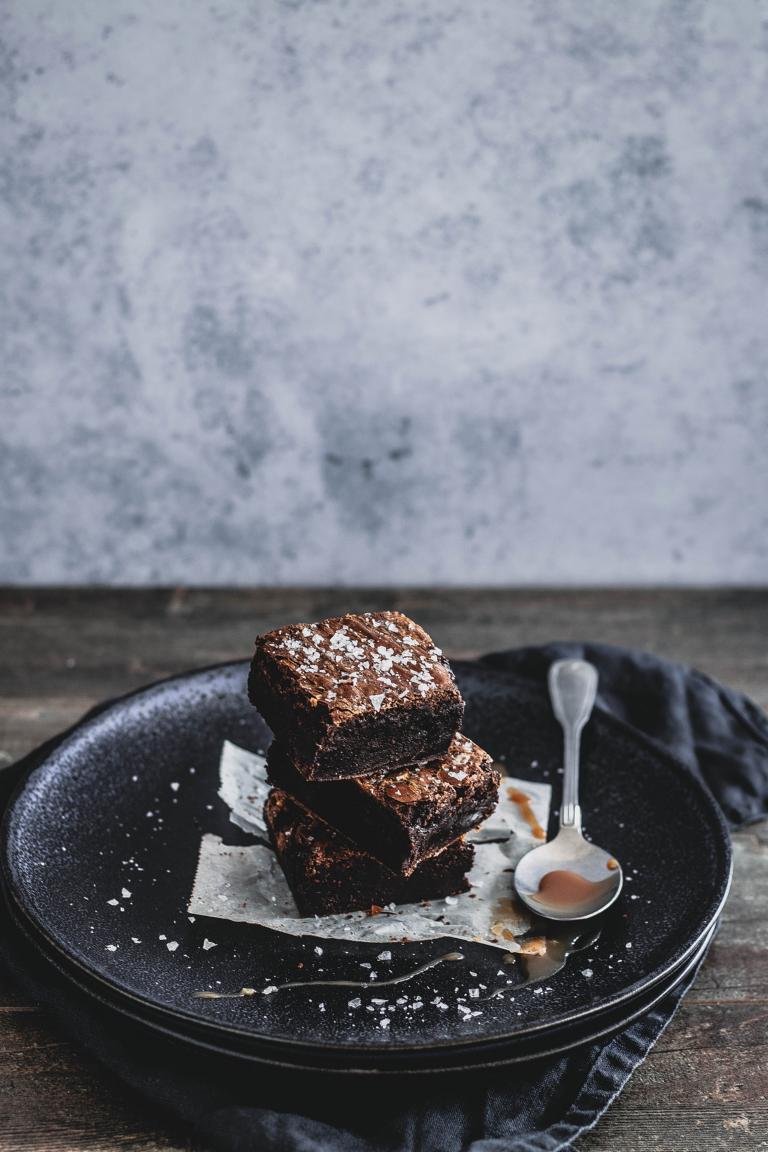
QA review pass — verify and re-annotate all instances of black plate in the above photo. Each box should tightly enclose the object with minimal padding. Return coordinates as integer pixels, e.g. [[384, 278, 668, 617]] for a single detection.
[[1, 870, 717, 1072], [1, 661, 731, 1070]]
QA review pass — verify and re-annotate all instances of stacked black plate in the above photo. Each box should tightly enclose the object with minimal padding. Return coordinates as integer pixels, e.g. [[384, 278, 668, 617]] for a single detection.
[[0, 661, 731, 1073]]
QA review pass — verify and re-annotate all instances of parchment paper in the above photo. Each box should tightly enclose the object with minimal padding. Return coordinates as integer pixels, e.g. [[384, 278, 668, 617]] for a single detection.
[[189, 741, 551, 950]]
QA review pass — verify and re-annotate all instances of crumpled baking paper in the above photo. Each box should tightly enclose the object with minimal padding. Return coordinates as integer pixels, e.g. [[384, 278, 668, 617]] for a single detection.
[[188, 741, 551, 950]]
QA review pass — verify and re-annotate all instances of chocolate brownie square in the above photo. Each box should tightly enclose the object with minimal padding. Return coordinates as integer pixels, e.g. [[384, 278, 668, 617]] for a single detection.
[[264, 789, 474, 917], [267, 732, 499, 876], [249, 611, 464, 780]]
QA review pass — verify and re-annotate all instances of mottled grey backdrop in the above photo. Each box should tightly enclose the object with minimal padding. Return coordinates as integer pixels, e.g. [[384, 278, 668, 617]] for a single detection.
[[2, 2, 767, 585]]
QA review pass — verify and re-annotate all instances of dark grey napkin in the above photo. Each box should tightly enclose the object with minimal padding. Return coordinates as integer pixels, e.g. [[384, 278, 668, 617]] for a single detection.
[[1, 642, 766, 1152]]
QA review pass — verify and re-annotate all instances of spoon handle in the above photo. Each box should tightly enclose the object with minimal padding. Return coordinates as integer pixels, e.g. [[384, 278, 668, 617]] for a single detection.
[[548, 659, 598, 830]]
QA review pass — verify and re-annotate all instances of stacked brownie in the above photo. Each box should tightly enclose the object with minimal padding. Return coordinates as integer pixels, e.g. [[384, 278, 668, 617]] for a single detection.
[[249, 610, 500, 916]]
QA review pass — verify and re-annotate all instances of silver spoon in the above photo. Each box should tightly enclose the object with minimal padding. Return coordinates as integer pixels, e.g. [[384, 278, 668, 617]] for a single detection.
[[514, 659, 623, 921]]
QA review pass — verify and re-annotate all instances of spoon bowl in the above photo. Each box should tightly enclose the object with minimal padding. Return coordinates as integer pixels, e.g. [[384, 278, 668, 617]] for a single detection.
[[514, 827, 623, 921], [514, 659, 624, 921]]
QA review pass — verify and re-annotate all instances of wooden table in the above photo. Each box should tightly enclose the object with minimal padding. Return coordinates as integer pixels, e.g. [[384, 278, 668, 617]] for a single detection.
[[1, 589, 766, 1152]]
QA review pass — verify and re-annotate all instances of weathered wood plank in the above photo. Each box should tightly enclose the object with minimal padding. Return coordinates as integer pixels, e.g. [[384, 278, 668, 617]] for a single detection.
[[0, 1010, 187, 1151], [0, 589, 766, 1151], [1, 588, 767, 706], [2, 588, 768, 765], [577, 1003, 768, 1151]]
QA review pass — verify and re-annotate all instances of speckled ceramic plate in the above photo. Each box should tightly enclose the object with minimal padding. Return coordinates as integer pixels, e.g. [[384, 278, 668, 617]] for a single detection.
[[0, 872, 717, 1072], [1, 660, 731, 1071]]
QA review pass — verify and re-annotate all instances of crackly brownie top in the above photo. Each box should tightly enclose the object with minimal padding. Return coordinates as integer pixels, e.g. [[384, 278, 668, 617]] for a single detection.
[[254, 610, 460, 720], [357, 732, 498, 813]]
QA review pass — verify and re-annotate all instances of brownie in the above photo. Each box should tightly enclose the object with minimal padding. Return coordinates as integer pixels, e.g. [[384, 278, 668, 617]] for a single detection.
[[264, 788, 474, 916], [267, 732, 499, 876], [249, 611, 464, 781]]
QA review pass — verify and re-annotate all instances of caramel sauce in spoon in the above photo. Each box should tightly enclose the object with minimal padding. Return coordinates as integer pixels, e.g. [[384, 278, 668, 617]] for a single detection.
[[529, 869, 619, 917]]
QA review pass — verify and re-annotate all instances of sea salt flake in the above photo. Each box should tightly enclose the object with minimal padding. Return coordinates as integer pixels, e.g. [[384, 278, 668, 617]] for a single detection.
[[107, 898, 119, 906], [369, 693, 385, 712], [202, 938, 217, 951], [167, 941, 179, 952], [314, 946, 323, 955], [348, 998, 361, 1009], [446, 769, 468, 782], [581, 968, 593, 978], [262, 985, 278, 995], [170, 782, 179, 792], [377, 950, 392, 961], [121, 888, 131, 898], [380, 1018, 390, 1029]]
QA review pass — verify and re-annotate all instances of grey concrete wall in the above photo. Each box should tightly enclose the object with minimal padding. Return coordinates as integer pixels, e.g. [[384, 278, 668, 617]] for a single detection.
[[2, 2, 767, 585]]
